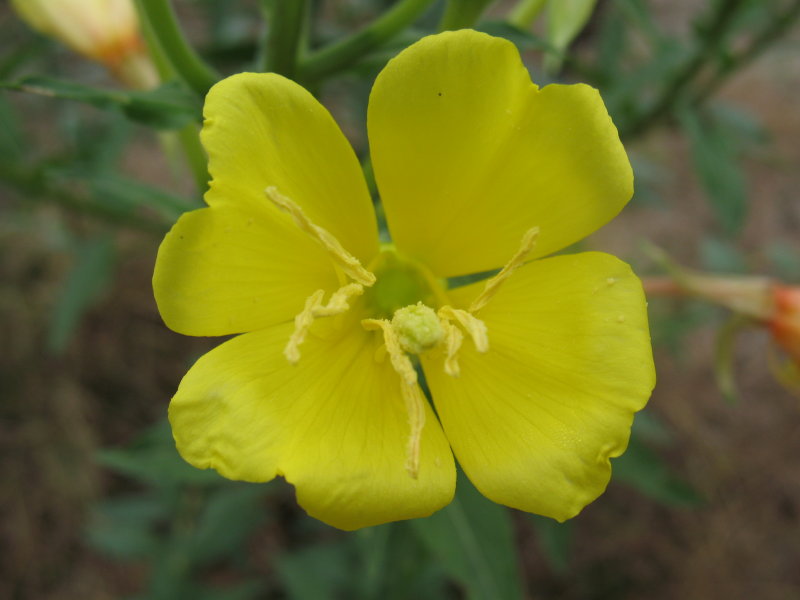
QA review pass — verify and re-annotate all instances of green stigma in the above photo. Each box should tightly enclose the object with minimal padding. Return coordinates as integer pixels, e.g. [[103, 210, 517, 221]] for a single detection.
[[364, 247, 442, 318], [391, 302, 444, 354]]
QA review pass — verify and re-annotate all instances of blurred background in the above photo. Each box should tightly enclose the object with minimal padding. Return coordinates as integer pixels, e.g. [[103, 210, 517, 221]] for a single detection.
[[1, 0, 799, 598]]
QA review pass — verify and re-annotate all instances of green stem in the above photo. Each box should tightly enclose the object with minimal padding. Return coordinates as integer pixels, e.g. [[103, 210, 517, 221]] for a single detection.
[[261, 0, 307, 77], [0, 162, 168, 235], [620, 0, 746, 139], [135, 0, 219, 97], [507, 0, 548, 29], [176, 124, 208, 194], [438, 0, 494, 31], [297, 0, 434, 83], [691, 0, 800, 105]]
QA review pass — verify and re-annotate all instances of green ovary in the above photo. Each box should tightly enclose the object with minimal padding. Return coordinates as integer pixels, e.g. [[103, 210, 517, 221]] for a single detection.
[[363, 248, 445, 319]]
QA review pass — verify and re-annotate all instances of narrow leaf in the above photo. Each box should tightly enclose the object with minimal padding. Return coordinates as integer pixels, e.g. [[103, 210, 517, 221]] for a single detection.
[[680, 107, 748, 234], [613, 438, 702, 507], [48, 234, 115, 353], [0, 76, 199, 129], [410, 472, 522, 600]]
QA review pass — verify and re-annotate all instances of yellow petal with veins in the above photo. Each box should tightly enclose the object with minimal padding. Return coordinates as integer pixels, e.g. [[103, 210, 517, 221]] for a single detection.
[[153, 205, 339, 336], [169, 319, 455, 530], [368, 30, 632, 277], [422, 252, 655, 521], [203, 73, 379, 266]]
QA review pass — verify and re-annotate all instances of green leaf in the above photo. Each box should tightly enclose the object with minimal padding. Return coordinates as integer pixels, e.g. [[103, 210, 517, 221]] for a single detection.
[[714, 315, 753, 404], [478, 21, 558, 55], [85, 496, 165, 559], [680, 107, 748, 234], [97, 419, 223, 486], [355, 524, 393, 599], [90, 173, 196, 220], [0, 97, 23, 159], [700, 237, 747, 273], [545, 0, 598, 72], [189, 484, 271, 566], [409, 472, 523, 600], [0, 76, 200, 129], [277, 542, 352, 600], [47, 234, 115, 353], [85, 518, 160, 559], [530, 515, 573, 575], [613, 438, 702, 507]]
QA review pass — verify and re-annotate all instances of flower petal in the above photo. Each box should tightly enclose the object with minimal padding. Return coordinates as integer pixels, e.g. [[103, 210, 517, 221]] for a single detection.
[[422, 252, 655, 521], [169, 319, 456, 530], [203, 72, 378, 266], [153, 205, 339, 336], [368, 30, 632, 277]]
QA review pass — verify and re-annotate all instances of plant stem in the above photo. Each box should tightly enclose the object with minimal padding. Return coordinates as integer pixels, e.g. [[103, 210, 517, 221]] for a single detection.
[[438, 0, 494, 31], [0, 163, 168, 235], [619, 0, 746, 139], [297, 0, 434, 84], [135, 0, 219, 97], [261, 0, 307, 77], [176, 124, 208, 194], [507, 0, 548, 30], [691, 0, 800, 105]]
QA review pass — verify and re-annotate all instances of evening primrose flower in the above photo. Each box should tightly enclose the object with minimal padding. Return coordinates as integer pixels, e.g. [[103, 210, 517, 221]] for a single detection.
[[12, 0, 158, 89], [153, 30, 655, 530]]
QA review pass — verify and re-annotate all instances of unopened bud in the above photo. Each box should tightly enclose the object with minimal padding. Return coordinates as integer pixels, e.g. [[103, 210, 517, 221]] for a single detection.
[[12, 0, 158, 89], [770, 285, 800, 362]]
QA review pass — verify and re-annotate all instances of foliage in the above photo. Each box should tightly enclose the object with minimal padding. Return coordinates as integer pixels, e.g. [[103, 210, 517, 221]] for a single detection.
[[2, 0, 799, 597]]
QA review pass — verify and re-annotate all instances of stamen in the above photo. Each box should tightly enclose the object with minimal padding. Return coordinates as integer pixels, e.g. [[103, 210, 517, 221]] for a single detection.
[[266, 186, 376, 287], [469, 227, 539, 313], [438, 306, 489, 353], [399, 382, 426, 479], [285, 283, 364, 363], [362, 318, 425, 478], [362, 318, 417, 386], [440, 318, 464, 377]]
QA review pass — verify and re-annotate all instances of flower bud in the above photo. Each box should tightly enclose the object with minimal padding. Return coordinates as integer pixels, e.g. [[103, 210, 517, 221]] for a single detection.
[[770, 285, 800, 363], [12, 0, 158, 89]]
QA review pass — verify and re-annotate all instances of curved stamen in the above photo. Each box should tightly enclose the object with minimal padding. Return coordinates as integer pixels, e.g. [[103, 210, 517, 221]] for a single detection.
[[266, 186, 376, 287], [469, 227, 539, 313], [268, 186, 376, 363], [362, 318, 425, 478], [285, 283, 364, 363]]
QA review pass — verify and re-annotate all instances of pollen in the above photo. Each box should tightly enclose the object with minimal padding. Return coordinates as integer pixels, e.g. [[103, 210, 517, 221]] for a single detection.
[[268, 186, 375, 363], [392, 302, 444, 354]]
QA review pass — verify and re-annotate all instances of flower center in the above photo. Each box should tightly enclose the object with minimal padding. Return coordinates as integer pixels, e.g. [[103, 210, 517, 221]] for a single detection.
[[363, 247, 444, 319], [267, 186, 539, 479], [392, 303, 444, 354]]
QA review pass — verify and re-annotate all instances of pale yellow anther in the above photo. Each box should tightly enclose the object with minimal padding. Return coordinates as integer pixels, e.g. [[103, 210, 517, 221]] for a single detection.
[[438, 305, 489, 353], [399, 382, 426, 479], [440, 318, 464, 377], [285, 283, 364, 363], [361, 317, 425, 478], [469, 227, 539, 314], [266, 186, 376, 287], [362, 318, 417, 386]]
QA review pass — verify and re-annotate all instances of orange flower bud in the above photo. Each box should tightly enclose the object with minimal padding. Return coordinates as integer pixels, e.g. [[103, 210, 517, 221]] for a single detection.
[[770, 285, 800, 362], [12, 0, 158, 89]]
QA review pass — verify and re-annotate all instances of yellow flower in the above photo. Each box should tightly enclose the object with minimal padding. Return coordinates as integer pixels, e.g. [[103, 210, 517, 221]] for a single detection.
[[12, 0, 158, 89], [153, 30, 655, 530]]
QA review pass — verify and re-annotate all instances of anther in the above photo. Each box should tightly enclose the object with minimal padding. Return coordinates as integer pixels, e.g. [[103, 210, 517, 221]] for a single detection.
[[438, 306, 488, 353], [469, 227, 539, 314], [285, 283, 364, 363], [266, 186, 376, 287], [362, 318, 425, 478]]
